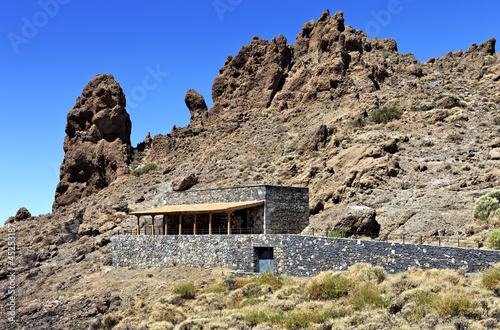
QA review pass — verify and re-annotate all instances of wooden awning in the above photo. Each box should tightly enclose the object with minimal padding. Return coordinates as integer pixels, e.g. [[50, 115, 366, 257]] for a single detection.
[[130, 200, 264, 216]]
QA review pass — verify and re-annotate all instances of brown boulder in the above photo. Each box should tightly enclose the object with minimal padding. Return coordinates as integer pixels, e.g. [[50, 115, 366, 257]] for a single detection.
[[435, 95, 459, 109], [308, 205, 380, 237], [172, 173, 198, 191], [15, 207, 31, 221], [53, 74, 132, 210]]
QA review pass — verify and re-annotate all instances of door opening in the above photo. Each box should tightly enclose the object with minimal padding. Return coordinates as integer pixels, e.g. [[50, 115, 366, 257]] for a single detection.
[[254, 247, 274, 273]]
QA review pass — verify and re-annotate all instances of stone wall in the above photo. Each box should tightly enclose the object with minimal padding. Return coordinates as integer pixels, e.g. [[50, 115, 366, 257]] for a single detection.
[[263, 186, 309, 234], [112, 234, 500, 277]]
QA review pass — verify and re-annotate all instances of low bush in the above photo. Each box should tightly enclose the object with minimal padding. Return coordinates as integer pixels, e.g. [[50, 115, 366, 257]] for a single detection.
[[245, 308, 349, 330], [307, 272, 352, 300], [172, 282, 195, 299], [481, 265, 500, 288], [251, 271, 284, 290], [433, 294, 473, 317], [131, 163, 158, 177], [445, 131, 464, 143], [432, 93, 461, 104], [328, 230, 346, 238], [350, 115, 366, 127], [350, 283, 391, 310], [488, 229, 500, 250], [368, 106, 404, 124], [474, 190, 500, 221], [348, 263, 386, 284], [209, 283, 227, 294], [413, 101, 434, 111]]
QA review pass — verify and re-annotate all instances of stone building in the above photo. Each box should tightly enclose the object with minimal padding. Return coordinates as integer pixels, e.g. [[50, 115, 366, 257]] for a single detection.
[[130, 185, 309, 236]]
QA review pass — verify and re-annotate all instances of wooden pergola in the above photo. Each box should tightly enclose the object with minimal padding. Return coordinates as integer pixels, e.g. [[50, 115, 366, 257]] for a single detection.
[[130, 200, 264, 235]]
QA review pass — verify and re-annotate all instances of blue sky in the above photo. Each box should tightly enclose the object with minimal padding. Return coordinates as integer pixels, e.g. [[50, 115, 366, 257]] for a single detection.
[[1, 0, 499, 225]]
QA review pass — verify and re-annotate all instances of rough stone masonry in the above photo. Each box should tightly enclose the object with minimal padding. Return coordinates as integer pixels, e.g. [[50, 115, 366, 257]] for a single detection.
[[113, 234, 500, 277]]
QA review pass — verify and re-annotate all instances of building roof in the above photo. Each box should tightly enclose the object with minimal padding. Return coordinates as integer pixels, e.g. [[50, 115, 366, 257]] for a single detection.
[[130, 200, 265, 216]]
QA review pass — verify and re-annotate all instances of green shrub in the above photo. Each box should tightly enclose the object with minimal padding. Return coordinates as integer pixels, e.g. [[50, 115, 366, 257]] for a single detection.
[[481, 265, 500, 288], [251, 271, 284, 290], [445, 131, 464, 143], [131, 163, 158, 177], [433, 294, 472, 317], [432, 93, 460, 103], [350, 115, 366, 127], [474, 190, 500, 221], [408, 291, 472, 318], [244, 308, 348, 329], [307, 273, 352, 300], [209, 283, 227, 294], [488, 229, 500, 250], [172, 282, 196, 299], [407, 291, 435, 321], [328, 230, 346, 238], [350, 283, 391, 310], [413, 101, 434, 111], [368, 106, 403, 124]]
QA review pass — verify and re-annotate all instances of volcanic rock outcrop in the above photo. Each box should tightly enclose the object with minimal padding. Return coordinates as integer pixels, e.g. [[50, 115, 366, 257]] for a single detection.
[[184, 89, 208, 129], [210, 34, 293, 114], [430, 37, 496, 80], [53, 74, 132, 209]]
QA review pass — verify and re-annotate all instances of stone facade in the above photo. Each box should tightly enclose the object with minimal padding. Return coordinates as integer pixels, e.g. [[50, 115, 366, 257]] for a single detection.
[[113, 234, 500, 277], [156, 185, 309, 234]]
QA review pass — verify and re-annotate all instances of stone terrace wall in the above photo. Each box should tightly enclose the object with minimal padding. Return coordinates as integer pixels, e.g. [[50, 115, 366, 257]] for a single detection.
[[113, 234, 500, 277]]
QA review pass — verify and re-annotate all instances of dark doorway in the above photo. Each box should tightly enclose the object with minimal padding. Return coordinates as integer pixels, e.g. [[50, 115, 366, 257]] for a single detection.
[[254, 247, 274, 273]]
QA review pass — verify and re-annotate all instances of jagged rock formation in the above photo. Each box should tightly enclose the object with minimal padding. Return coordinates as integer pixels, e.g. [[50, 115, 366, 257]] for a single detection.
[[430, 38, 496, 80], [184, 89, 208, 125], [53, 74, 132, 210], [210, 35, 293, 115]]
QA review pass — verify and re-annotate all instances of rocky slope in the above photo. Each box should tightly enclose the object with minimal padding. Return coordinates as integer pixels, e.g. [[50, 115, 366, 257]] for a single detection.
[[1, 9, 500, 329]]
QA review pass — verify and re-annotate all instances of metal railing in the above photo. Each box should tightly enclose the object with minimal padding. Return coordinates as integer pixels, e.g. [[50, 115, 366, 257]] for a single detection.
[[117, 226, 262, 236], [115, 228, 483, 249], [307, 229, 483, 249]]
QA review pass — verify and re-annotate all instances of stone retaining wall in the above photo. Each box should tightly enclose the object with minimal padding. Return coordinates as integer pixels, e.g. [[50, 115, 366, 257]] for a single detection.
[[112, 234, 500, 277]]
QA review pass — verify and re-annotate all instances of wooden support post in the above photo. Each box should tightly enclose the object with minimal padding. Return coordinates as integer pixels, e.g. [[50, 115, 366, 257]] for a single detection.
[[227, 212, 231, 235], [151, 215, 155, 235], [194, 214, 197, 235], [178, 214, 182, 235], [163, 215, 167, 235], [136, 215, 140, 235], [209, 213, 212, 235]]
